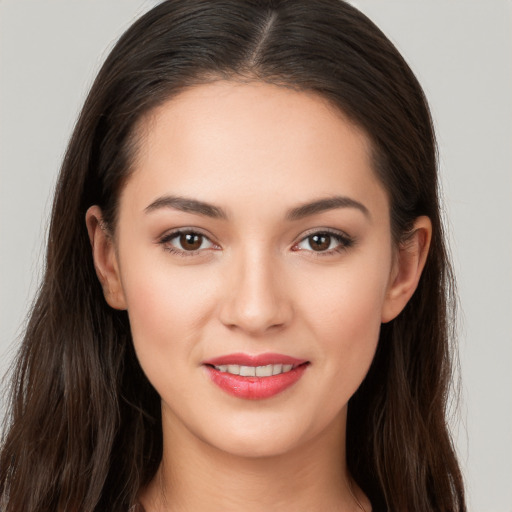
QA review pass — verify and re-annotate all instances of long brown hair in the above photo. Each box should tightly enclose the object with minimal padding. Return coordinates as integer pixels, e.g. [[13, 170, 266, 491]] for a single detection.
[[0, 1, 465, 510]]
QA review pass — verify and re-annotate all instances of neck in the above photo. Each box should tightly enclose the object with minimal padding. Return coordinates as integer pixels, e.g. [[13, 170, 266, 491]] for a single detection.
[[139, 406, 368, 512]]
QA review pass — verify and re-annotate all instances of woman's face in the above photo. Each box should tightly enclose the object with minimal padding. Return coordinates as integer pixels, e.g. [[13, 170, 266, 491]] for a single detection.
[[90, 81, 420, 458]]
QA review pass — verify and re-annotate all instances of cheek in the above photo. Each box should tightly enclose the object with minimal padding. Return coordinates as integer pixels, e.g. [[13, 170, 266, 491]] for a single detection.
[[118, 254, 219, 367], [299, 258, 390, 380], [322, 286, 382, 369]]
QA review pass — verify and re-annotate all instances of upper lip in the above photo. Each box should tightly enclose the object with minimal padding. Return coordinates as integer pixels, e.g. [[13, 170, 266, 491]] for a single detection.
[[203, 352, 308, 367]]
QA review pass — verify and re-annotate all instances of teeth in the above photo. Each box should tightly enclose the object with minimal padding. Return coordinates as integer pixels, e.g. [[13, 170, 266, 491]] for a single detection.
[[239, 365, 256, 377], [227, 364, 240, 375], [256, 364, 273, 377], [271, 364, 282, 375], [214, 363, 295, 377]]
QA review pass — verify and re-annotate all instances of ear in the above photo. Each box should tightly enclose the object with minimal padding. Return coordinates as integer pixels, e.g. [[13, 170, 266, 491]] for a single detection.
[[381, 216, 432, 323], [85, 206, 127, 310]]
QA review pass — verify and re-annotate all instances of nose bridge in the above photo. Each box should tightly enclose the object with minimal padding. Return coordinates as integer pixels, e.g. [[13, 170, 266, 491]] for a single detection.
[[220, 242, 291, 335]]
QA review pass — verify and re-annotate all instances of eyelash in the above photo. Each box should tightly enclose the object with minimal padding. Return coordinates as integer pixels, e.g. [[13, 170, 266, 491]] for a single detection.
[[292, 229, 354, 256], [158, 228, 354, 257], [158, 229, 218, 256]]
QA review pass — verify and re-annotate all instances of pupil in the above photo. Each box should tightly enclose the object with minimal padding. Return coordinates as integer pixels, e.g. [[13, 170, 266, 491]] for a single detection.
[[310, 234, 330, 251], [180, 233, 202, 250]]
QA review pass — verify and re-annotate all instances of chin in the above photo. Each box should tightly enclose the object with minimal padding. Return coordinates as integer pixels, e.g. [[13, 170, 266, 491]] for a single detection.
[[208, 430, 304, 459], [194, 408, 332, 460]]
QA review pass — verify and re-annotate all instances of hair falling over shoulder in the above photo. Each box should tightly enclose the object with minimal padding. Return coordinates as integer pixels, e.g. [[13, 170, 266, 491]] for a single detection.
[[1, 1, 466, 510]]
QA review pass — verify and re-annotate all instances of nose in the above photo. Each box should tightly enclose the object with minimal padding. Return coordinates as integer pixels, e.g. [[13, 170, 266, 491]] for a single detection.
[[219, 249, 293, 336]]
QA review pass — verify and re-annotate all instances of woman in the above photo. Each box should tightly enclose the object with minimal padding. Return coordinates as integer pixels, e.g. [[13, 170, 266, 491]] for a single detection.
[[0, 1, 466, 511]]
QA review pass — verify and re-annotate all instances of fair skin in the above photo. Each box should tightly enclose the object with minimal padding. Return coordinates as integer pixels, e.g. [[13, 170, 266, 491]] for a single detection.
[[87, 81, 431, 512]]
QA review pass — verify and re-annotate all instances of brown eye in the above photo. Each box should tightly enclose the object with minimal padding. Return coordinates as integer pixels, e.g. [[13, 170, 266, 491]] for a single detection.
[[308, 233, 332, 251], [294, 230, 353, 254], [160, 230, 216, 254], [179, 232, 204, 251]]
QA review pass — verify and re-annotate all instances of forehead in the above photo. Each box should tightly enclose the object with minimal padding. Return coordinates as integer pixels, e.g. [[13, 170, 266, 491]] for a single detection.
[[122, 80, 388, 219]]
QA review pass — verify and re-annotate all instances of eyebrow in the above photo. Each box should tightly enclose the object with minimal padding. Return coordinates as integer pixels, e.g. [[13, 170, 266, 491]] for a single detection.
[[144, 195, 228, 219], [286, 196, 370, 221], [144, 194, 370, 221]]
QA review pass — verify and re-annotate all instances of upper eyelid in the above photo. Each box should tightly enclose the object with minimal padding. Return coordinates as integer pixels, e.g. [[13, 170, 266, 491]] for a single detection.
[[295, 227, 352, 242], [159, 227, 216, 242], [292, 228, 354, 253], [158, 229, 218, 256]]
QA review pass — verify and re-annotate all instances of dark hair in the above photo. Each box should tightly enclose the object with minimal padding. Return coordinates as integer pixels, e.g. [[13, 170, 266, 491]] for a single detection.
[[0, 1, 465, 510]]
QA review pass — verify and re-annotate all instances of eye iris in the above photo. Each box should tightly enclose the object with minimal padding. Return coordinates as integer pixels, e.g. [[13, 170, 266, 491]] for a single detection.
[[309, 233, 331, 251], [180, 233, 202, 250]]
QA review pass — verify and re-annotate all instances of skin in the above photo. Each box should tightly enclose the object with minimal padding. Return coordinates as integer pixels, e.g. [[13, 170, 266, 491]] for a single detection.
[[87, 81, 431, 511]]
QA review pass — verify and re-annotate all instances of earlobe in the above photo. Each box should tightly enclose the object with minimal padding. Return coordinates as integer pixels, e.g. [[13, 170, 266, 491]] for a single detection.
[[85, 206, 127, 310], [381, 216, 432, 323]]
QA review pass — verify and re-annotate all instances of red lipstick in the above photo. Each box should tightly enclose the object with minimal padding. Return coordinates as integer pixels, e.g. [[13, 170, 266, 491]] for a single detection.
[[203, 353, 309, 400]]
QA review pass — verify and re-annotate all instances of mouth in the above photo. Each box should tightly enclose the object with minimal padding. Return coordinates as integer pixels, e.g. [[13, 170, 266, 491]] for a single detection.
[[202, 353, 310, 400], [209, 363, 296, 377]]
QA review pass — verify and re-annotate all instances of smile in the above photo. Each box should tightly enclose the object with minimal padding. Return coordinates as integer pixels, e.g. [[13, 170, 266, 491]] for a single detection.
[[203, 353, 309, 400], [212, 363, 295, 376]]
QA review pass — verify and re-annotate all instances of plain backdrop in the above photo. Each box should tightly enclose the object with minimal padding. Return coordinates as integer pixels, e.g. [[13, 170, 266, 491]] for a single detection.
[[1, 1, 511, 511]]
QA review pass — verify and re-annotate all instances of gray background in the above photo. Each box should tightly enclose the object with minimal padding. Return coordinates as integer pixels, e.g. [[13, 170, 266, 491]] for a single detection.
[[1, 1, 511, 510]]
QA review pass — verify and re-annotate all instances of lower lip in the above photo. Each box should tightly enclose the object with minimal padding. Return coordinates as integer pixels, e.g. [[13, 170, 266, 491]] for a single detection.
[[205, 364, 309, 400]]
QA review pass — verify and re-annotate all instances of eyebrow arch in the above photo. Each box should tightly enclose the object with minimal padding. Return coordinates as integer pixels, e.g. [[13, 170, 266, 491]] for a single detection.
[[286, 196, 370, 221], [144, 195, 228, 219]]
